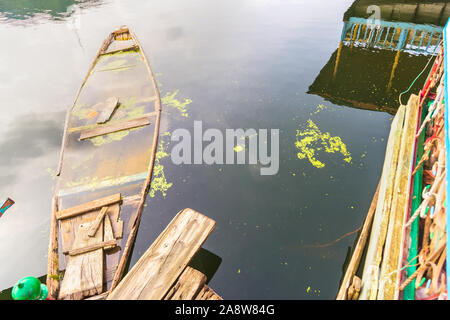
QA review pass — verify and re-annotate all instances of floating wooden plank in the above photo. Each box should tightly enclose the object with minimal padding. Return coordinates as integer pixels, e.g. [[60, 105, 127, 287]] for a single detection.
[[360, 105, 406, 300], [164, 267, 207, 300], [97, 97, 119, 124], [56, 194, 121, 220], [107, 208, 216, 300], [195, 285, 223, 300], [64, 239, 117, 256], [58, 221, 104, 299], [88, 207, 109, 237], [336, 180, 380, 300], [79, 117, 150, 141], [378, 94, 420, 300]]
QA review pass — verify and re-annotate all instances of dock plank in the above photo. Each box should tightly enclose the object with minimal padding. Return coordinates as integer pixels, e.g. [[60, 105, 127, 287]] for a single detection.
[[107, 208, 215, 300], [164, 267, 207, 300], [195, 285, 223, 300]]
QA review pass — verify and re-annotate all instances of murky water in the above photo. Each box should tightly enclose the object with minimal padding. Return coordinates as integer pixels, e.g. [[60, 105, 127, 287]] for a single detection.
[[0, 0, 438, 299]]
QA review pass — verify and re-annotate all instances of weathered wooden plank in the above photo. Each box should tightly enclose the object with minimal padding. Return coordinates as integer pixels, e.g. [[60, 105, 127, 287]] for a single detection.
[[195, 285, 223, 300], [68, 111, 157, 134], [336, 180, 380, 300], [104, 213, 115, 242], [56, 194, 121, 220], [164, 267, 207, 300], [88, 207, 109, 237], [378, 94, 420, 300], [64, 239, 117, 256], [58, 221, 104, 299], [105, 203, 123, 239], [105, 265, 118, 284], [107, 208, 216, 300], [359, 105, 406, 300], [97, 97, 119, 124], [79, 117, 150, 141], [46, 196, 60, 299], [85, 292, 109, 300]]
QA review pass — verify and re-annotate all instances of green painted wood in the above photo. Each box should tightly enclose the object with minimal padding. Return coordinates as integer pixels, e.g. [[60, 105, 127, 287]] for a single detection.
[[404, 101, 428, 300]]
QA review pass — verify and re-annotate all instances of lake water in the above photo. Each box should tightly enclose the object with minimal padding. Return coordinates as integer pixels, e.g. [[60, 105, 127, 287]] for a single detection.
[[0, 0, 434, 299]]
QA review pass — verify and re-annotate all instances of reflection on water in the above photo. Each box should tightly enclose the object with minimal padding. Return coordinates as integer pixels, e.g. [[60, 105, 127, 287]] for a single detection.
[[308, 46, 432, 114], [0, 0, 446, 299], [344, 0, 450, 26], [309, 0, 446, 114], [0, 0, 104, 23]]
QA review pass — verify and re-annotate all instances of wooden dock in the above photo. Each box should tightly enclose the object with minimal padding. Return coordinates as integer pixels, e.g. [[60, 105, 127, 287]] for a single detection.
[[107, 208, 222, 300]]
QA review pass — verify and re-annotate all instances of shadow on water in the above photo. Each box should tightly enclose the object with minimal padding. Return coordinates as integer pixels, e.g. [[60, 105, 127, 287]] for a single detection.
[[189, 248, 222, 284]]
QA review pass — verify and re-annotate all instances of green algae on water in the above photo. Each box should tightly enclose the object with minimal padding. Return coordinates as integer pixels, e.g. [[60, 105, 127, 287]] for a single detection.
[[149, 132, 173, 198], [295, 119, 352, 168], [161, 90, 192, 117]]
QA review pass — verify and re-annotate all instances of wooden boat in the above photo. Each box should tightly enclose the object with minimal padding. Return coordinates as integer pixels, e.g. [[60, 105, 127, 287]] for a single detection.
[[46, 26, 161, 300]]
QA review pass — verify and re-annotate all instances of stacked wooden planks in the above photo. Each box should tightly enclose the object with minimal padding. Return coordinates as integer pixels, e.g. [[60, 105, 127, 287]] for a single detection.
[[107, 208, 223, 300], [339, 94, 420, 300], [53, 194, 124, 300]]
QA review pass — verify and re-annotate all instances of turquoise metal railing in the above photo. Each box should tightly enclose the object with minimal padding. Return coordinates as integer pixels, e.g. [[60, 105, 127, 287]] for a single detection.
[[343, 17, 443, 54]]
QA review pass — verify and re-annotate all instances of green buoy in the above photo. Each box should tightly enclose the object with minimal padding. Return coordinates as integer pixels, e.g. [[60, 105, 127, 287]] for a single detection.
[[11, 276, 48, 300]]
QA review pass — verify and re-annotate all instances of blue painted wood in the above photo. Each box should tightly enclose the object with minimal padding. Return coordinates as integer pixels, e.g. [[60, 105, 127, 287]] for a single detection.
[[397, 28, 408, 50], [410, 29, 417, 47], [426, 32, 434, 52], [356, 24, 362, 41], [0, 198, 14, 217], [418, 31, 426, 49], [444, 19, 450, 299], [368, 26, 375, 45], [375, 27, 383, 45], [348, 17, 443, 34], [383, 27, 391, 46], [344, 17, 443, 54], [389, 27, 397, 48], [363, 24, 369, 42], [340, 22, 349, 42]]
